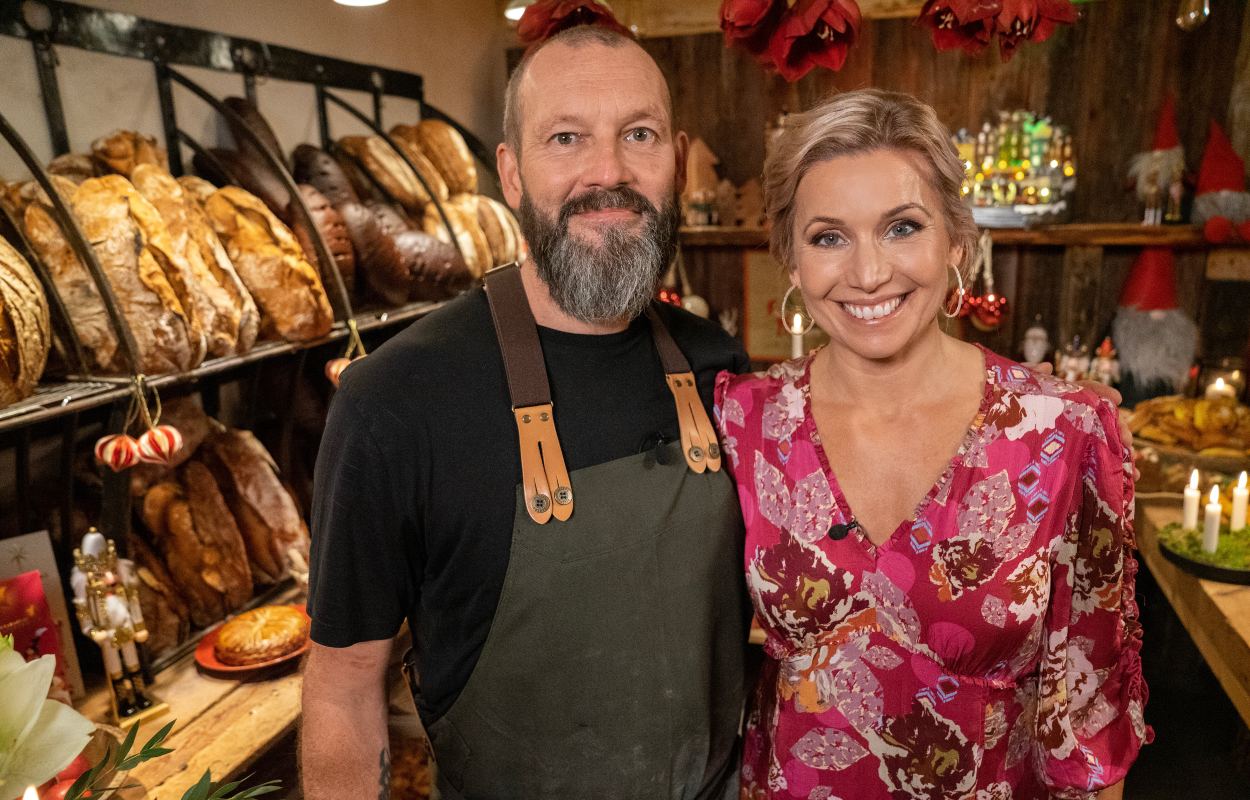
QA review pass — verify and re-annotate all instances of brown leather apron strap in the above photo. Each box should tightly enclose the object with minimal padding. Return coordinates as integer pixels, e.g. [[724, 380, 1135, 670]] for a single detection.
[[646, 307, 722, 474], [484, 264, 574, 524]]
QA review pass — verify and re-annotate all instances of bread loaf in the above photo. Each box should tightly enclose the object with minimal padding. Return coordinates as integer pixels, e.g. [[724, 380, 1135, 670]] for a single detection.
[[292, 145, 360, 207], [423, 201, 490, 278], [293, 184, 355, 294], [181, 460, 252, 605], [23, 174, 199, 374], [223, 97, 286, 169], [405, 119, 477, 195], [193, 147, 292, 223], [0, 234, 51, 407], [177, 176, 219, 206], [126, 532, 190, 656], [132, 164, 257, 359], [390, 135, 450, 203], [337, 201, 408, 306], [475, 195, 520, 266], [201, 428, 311, 585], [46, 153, 96, 184], [90, 130, 167, 177], [203, 187, 334, 342], [393, 230, 471, 301], [128, 395, 215, 497], [337, 136, 435, 215]]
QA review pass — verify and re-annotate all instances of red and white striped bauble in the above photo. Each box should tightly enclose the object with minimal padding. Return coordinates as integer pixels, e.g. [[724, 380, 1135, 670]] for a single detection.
[[136, 425, 184, 466], [94, 434, 140, 472]]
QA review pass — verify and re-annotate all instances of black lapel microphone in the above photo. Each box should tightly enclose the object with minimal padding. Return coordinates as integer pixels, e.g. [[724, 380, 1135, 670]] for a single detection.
[[828, 519, 859, 540]]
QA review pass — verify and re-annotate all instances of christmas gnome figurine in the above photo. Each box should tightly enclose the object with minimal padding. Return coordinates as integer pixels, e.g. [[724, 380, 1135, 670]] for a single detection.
[[1192, 120, 1250, 243], [1111, 247, 1198, 405], [1128, 94, 1185, 224]]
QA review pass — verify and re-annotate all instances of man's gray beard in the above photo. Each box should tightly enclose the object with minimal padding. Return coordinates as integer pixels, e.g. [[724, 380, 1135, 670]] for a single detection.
[[519, 190, 680, 324]]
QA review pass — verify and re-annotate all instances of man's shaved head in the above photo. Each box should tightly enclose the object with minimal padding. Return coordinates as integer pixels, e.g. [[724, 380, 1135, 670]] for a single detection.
[[503, 26, 673, 155]]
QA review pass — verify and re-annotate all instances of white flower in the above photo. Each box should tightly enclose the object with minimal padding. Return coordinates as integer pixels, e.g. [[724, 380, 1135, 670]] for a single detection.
[[0, 636, 94, 798]]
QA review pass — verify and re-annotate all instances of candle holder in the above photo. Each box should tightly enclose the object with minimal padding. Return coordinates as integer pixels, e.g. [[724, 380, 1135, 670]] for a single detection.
[[1198, 356, 1245, 401]]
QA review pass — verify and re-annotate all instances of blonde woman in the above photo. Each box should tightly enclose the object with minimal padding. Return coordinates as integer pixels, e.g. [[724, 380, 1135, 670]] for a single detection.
[[715, 90, 1150, 799]]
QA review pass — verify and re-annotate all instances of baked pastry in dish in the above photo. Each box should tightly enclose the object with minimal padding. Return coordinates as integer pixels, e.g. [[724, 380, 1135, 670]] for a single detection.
[[214, 605, 309, 666]]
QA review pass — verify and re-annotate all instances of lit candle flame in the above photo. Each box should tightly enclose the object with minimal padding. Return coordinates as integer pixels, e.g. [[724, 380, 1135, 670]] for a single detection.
[[1210, 485, 1221, 504], [1189, 469, 1199, 490], [24, 787, 38, 800], [791, 313, 803, 335], [1240, 471, 1247, 490], [1215, 377, 1227, 391]]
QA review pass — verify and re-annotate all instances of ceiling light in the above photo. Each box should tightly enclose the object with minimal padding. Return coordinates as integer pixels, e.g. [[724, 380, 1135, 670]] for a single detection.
[[335, 0, 388, 7], [504, 0, 533, 22]]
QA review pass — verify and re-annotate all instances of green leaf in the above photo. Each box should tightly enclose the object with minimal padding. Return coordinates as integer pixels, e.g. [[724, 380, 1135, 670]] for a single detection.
[[112, 721, 141, 769]]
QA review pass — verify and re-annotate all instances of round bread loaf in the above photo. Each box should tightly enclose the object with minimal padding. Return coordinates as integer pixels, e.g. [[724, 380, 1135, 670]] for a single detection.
[[338, 201, 409, 306], [405, 119, 477, 195], [0, 234, 51, 408], [292, 145, 360, 208], [214, 605, 309, 666], [393, 230, 470, 301], [293, 184, 356, 295]]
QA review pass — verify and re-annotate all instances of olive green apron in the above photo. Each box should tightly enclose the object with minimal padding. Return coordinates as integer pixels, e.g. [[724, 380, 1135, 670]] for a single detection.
[[424, 264, 746, 799]]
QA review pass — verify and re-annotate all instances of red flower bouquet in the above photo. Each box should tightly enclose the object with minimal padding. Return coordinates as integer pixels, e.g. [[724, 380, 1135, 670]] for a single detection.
[[918, 0, 1001, 55], [766, 0, 862, 82], [720, 0, 788, 66], [994, 0, 1079, 61]]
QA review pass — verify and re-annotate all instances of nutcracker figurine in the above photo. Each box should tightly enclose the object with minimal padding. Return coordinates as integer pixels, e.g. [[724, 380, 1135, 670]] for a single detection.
[[71, 529, 166, 725]]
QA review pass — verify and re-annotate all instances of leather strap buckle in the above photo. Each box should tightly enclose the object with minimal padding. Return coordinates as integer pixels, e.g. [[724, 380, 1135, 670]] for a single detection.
[[664, 372, 722, 474], [513, 403, 574, 524]]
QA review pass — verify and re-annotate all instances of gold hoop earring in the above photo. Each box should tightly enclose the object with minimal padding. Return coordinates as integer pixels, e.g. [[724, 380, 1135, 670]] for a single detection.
[[780, 284, 815, 335], [942, 265, 965, 319]]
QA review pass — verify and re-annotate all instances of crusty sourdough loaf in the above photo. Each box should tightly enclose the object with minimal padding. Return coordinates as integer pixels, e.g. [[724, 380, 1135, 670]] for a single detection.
[[90, 130, 167, 177], [292, 184, 356, 295], [422, 200, 490, 278], [337, 135, 435, 215], [201, 427, 311, 586], [203, 186, 333, 342], [132, 164, 258, 359], [388, 134, 450, 203], [126, 531, 191, 656], [394, 120, 477, 195], [23, 174, 199, 374], [46, 153, 96, 184], [474, 195, 520, 266], [292, 145, 360, 207], [0, 234, 51, 407]]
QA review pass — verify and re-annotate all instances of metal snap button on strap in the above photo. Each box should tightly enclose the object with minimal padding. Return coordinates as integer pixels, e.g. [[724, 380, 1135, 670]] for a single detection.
[[532, 494, 551, 514], [553, 486, 573, 505], [688, 445, 705, 462]]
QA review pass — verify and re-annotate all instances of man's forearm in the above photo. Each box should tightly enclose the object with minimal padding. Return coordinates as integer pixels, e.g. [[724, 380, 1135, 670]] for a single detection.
[[300, 648, 392, 799]]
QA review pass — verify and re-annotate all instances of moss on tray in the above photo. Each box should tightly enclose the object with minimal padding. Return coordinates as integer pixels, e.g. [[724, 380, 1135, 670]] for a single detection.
[[1158, 523, 1250, 571]]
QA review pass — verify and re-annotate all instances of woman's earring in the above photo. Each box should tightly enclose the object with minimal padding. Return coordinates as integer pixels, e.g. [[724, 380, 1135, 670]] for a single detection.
[[780, 284, 816, 335], [942, 264, 965, 319]]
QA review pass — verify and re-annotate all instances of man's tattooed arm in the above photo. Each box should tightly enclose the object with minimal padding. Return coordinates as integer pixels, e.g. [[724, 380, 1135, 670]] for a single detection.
[[378, 747, 391, 800]]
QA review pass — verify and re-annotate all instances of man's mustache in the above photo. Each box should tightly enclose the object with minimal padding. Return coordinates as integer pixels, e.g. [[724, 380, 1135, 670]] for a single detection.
[[557, 186, 658, 229]]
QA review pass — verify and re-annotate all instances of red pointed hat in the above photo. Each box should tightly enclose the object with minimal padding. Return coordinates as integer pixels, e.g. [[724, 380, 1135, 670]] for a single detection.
[[1152, 94, 1180, 150], [1196, 120, 1246, 195], [1120, 247, 1178, 311]]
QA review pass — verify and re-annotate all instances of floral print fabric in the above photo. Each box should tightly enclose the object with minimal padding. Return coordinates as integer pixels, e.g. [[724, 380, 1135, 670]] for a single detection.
[[715, 347, 1150, 799]]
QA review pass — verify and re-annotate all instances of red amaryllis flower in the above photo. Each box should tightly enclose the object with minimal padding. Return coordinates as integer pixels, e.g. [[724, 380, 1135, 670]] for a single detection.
[[517, 0, 634, 48], [767, 0, 862, 82], [918, 1, 1001, 55], [721, 0, 788, 64], [994, 0, 1079, 61]]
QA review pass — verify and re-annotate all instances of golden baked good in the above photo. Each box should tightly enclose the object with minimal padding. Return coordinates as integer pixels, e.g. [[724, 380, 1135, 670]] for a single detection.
[[422, 201, 490, 278], [127, 532, 190, 656], [202, 427, 311, 585], [177, 175, 219, 205], [338, 135, 437, 215], [0, 234, 51, 408], [214, 604, 309, 666], [293, 184, 356, 295], [23, 174, 199, 374], [400, 120, 477, 195], [90, 130, 168, 177], [203, 186, 334, 342], [47, 153, 96, 184], [389, 134, 450, 203], [132, 164, 259, 358], [1128, 394, 1250, 455]]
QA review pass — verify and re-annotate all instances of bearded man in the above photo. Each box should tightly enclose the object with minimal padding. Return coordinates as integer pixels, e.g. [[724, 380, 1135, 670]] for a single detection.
[[301, 25, 750, 800]]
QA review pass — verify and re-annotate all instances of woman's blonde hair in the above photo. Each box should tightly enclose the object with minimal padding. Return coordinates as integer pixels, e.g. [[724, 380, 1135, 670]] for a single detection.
[[764, 89, 977, 280]]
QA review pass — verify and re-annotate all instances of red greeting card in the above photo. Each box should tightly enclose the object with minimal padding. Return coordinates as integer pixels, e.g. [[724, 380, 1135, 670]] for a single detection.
[[0, 569, 72, 703]]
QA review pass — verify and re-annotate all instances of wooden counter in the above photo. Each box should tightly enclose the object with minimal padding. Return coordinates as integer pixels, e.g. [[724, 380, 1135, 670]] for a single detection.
[[1136, 500, 1250, 728]]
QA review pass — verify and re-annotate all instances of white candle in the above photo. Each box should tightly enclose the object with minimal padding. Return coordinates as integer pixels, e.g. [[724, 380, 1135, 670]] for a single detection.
[[1205, 376, 1236, 400], [1183, 469, 1201, 530], [1203, 485, 1222, 553], [24, 787, 38, 800], [1232, 471, 1248, 531], [790, 312, 804, 359]]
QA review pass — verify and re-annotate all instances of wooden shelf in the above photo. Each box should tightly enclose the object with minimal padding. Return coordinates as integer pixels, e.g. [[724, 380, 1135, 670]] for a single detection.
[[679, 223, 1214, 249], [0, 299, 447, 436]]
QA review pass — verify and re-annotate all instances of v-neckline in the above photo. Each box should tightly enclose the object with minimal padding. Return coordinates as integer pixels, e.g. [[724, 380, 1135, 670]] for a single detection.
[[798, 344, 995, 556]]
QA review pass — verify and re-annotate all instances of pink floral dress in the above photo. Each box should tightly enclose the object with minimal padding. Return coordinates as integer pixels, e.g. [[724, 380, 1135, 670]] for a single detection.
[[714, 346, 1151, 800]]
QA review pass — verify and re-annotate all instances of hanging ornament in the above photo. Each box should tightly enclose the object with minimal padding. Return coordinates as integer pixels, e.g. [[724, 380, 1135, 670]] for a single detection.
[[517, 1, 633, 49], [326, 319, 368, 388], [993, 0, 1079, 62], [94, 434, 140, 472], [963, 231, 1009, 332], [1176, 0, 1211, 31], [136, 425, 184, 466], [767, 0, 862, 81], [721, 0, 789, 68]]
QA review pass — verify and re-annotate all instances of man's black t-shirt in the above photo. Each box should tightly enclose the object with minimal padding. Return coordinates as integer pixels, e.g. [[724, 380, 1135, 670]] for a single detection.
[[307, 288, 748, 722]]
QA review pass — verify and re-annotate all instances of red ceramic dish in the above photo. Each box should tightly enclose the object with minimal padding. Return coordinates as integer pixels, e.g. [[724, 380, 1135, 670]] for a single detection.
[[194, 604, 310, 674]]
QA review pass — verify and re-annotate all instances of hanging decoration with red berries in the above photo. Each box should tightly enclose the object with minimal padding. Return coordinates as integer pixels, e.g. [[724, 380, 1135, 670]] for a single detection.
[[918, 0, 1080, 61], [325, 318, 369, 388], [94, 375, 184, 472], [960, 231, 1009, 332]]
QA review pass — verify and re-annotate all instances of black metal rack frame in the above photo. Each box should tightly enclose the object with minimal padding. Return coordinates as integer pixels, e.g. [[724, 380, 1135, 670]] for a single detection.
[[0, 0, 499, 673]]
